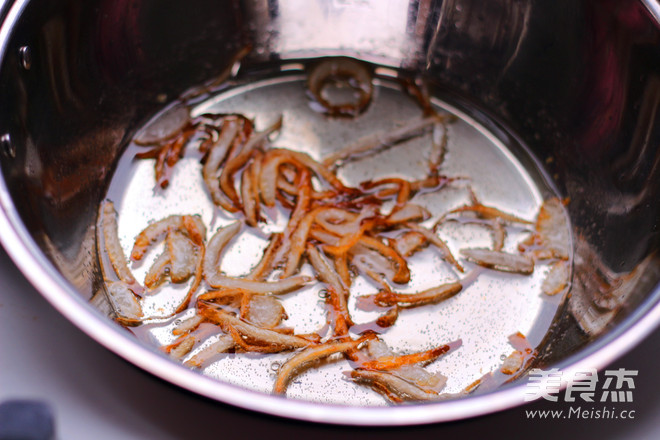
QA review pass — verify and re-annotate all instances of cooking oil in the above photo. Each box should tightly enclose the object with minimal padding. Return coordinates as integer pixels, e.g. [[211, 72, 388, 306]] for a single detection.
[[102, 61, 570, 406]]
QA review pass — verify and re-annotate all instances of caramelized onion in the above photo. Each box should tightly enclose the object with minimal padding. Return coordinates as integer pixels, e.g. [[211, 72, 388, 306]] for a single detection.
[[306, 57, 373, 118]]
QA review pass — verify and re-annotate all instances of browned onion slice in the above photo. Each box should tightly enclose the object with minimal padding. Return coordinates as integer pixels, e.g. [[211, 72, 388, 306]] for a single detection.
[[350, 369, 442, 402], [204, 222, 312, 293], [460, 248, 534, 275], [183, 334, 235, 369], [541, 259, 570, 296], [519, 197, 571, 260], [202, 119, 241, 213], [98, 200, 144, 295], [405, 223, 464, 273], [219, 116, 283, 208], [104, 281, 144, 325], [306, 57, 373, 118], [373, 282, 462, 308], [134, 104, 191, 146], [198, 302, 313, 351], [273, 337, 371, 394]]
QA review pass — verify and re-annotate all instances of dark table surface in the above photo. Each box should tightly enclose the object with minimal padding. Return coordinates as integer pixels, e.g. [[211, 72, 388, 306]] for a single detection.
[[1, 245, 658, 440]]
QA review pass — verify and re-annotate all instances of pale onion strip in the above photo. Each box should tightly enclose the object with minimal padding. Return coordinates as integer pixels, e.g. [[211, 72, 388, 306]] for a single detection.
[[334, 254, 352, 289], [429, 120, 448, 173], [249, 151, 263, 223], [273, 338, 367, 394], [541, 259, 570, 296], [351, 249, 398, 288], [244, 294, 287, 329], [167, 230, 197, 283], [206, 274, 312, 295], [276, 176, 298, 196], [240, 158, 258, 226], [202, 119, 241, 212], [273, 206, 318, 278], [361, 178, 411, 206], [391, 231, 428, 258], [532, 197, 570, 260], [374, 282, 462, 308], [492, 218, 507, 251], [406, 223, 464, 272], [350, 369, 440, 402], [245, 233, 282, 281], [203, 221, 242, 278], [204, 221, 311, 293], [198, 303, 313, 350], [322, 220, 374, 257], [219, 116, 283, 206], [144, 251, 170, 289], [99, 201, 143, 293], [460, 248, 534, 275], [260, 149, 354, 207], [315, 206, 378, 237], [130, 215, 183, 261], [183, 334, 235, 369], [308, 227, 340, 246], [306, 245, 353, 335], [203, 119, 239, 175], [174, 216, 206, 314], [385, 203, 430, 225], [104, 281, 144, 325], [355, 236, 410, 284], [167, 335, 196, 360], [449, 203, 532, 225], [306, 245, 348, 295], [275, 170, 313, 277], [172, 314, 204, 335], [357, 343, 454, 371], [322, 116, 441, 169]]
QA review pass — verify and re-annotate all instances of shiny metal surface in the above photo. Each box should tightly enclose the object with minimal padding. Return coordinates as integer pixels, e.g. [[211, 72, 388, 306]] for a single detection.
[[0, 0, 659, 425]]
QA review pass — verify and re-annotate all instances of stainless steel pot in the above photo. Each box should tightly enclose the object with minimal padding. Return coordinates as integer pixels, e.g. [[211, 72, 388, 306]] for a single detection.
[[0, 0, 658, 425]]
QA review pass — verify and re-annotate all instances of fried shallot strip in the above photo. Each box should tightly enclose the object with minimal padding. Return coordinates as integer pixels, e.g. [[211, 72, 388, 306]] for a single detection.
[[372, 282, 462, 308], [460, 248, 534, 275], [519, 197, 570, 260], [260, 148, 356, 207], [219, 116, 283, 208], [202, 119, 241, 212], [273, 336, 373, 394], [204, 222, 311, 294], [98, 200, 144, 295], [183, 334, 235, 369], [350, 369, 442, 402], [448, 203, 532, 225], [306, 245, 353, 336], [356, 343, 456, 371], [198, 302, 313, 351], [405, 223, 464, 272]]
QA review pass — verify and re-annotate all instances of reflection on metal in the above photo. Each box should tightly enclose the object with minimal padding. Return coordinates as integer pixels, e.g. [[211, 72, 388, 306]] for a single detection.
[[0, 133, 13, 158], [18, 45, 30, 70], [641, 0, 660, 27]]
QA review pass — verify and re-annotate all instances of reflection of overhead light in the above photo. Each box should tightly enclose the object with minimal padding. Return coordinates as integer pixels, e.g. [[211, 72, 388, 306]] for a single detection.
[[256, 0, 415, 66]]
